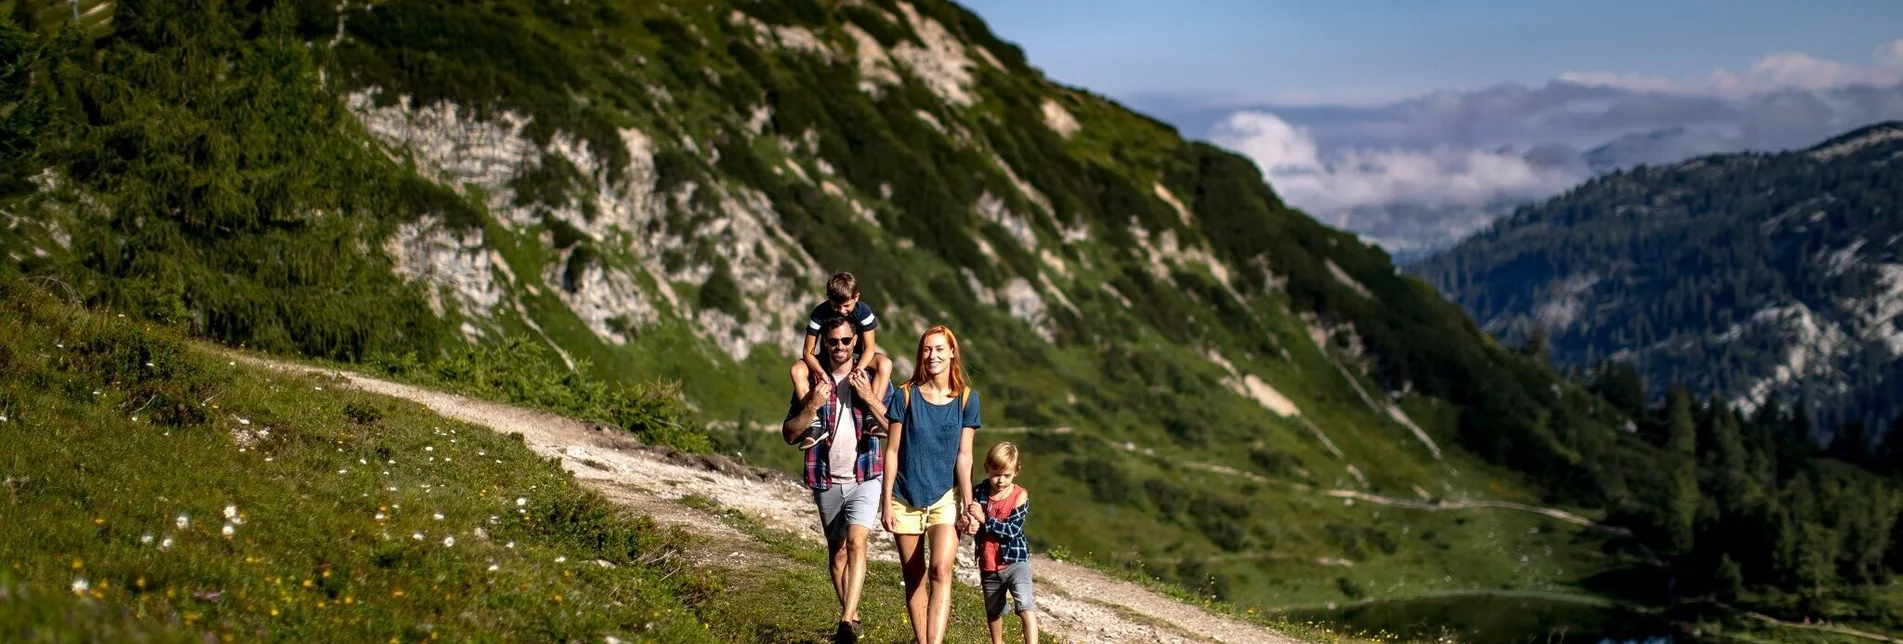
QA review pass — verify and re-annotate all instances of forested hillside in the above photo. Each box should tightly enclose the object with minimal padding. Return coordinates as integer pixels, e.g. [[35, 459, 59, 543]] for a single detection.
[[4, 0, 1901, 637], [1414, 122, 1903, 448]]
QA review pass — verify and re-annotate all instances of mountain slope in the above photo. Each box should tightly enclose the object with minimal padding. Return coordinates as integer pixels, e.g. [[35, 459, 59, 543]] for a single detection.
[[1413, 121, 1903, 439], [4, 1, 1902, 637]]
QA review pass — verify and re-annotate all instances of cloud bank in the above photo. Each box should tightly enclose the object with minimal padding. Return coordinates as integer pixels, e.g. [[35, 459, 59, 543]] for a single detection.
[[1188, 39, 1903, 255]]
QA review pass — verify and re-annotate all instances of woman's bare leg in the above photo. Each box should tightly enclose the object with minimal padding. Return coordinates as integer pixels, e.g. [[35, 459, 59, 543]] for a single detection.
[[925, 523, 960, 644], [895, 533, 930, 644]]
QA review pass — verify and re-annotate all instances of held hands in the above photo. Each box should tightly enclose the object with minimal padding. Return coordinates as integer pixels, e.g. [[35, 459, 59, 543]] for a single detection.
[[808, 377, 834, 408], [846, 369, 875, 399], [959, 502, 983, 536]]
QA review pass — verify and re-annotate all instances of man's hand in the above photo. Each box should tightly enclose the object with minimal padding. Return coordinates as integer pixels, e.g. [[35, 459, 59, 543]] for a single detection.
[[846, 369, 875, 399], [808, 378, 834, 408]]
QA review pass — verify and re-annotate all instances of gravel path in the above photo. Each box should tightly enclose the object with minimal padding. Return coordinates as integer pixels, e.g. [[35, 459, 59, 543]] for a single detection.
[[239, 354, 1304, 644]]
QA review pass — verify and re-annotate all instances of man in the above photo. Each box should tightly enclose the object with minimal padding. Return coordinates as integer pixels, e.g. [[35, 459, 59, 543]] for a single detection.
[[783, 315, 897, 643]]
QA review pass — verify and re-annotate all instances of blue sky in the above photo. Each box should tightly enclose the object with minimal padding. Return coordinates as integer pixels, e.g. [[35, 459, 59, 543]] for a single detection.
[[959, 0, 1903, 105]]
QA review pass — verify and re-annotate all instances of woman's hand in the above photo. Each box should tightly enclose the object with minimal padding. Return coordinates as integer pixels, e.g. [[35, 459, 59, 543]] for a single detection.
[[882, 501, 897, 534]]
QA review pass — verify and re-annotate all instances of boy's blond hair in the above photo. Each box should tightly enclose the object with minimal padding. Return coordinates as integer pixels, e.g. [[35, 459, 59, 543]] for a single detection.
[[985, 442, 1020, 473]]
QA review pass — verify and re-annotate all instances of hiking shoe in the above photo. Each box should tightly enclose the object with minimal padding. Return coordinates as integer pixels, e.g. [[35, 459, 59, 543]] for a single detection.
[[796, 427, 831, 450], [832, 621, 858, 644]]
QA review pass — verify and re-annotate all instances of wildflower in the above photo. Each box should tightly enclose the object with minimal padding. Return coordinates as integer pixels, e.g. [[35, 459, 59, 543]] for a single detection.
[[374, 512, 387, 521], [71, 578, 89, 596], [145, 362, 153, 367], [223, 505, 239, 521], [140, 533, 154, 545], [338, 469, 348, 475], [412, 532, 424, 541], [359, 459, 367, 465], [515, 497, 527, 507], [222, 523, 235, 538], [487, 564, 498, 572], [554, 556, 566, 563], [505, 541, 515, 549], [478, 450, 486, 456], [237, 417, 251, 426], [442, 536, 455, 547], [160, 536, 174, 550], [425, 446, 434, 452], [176, 514, 190, 529]]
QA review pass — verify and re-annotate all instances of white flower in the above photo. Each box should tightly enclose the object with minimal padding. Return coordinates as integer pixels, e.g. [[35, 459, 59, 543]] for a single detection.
[[175, 514, 190, 529], [425, 446, 434, 452], [442, 536, 455, 547], [505, 541, 515, 549], [314, 386, 323, 391], [159, 536, 174, 550], [487, 563, 499, 572], [223, 505, 238, 520], [227, 361, 235, 367], [71, 578, 88, 595], [221, 523, 234, 538], [554, 556, 566, 563], [140, 533, 154, 545], [412, 532, 424, 541], [515, 497, 527, 507], [432, 512, 443, 521], [237, 417, 250, 426], [359, 459, 367, 465], [387, 487, 398, 492], [145, 362, 154, 367], [478, 450, 486, 456], [374, 512, 386, 521], [443, 458, 451, 463], [338, 469, 347, 475], [0, 416, 8, 422]]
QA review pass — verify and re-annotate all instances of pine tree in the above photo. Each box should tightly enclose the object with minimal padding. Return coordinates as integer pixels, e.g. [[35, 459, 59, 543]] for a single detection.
[[1664, 387, 1700, 553]]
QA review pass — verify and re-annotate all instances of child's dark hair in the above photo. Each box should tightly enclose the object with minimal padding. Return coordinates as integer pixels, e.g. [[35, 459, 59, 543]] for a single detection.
[[826, 272, 859, 304]]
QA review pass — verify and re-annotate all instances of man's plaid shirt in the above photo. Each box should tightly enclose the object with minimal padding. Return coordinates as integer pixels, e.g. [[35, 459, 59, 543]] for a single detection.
[[787, 376, 895, 492]]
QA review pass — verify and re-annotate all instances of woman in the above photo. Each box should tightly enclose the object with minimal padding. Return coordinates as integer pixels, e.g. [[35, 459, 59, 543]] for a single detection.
[[881, 325, 982, 644]]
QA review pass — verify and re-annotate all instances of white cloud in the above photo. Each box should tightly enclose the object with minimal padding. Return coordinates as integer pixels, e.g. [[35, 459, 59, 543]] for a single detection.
[[1562, 39, 1903, 98], [1210, 111, 1587, 215]]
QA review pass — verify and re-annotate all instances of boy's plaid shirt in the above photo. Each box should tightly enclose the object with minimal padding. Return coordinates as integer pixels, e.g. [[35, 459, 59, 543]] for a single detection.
[[975, 481, 1031, 569], [792, 380, 893, 491]]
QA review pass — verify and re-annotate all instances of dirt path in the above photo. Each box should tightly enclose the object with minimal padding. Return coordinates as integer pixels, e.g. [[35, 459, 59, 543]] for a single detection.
[[238, 354, 1303, 644]]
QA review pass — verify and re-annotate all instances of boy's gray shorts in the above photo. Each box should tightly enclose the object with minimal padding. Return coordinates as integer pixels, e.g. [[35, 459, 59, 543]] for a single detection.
[[813, 478, 881, 541], [981, 561, 1036, 619]]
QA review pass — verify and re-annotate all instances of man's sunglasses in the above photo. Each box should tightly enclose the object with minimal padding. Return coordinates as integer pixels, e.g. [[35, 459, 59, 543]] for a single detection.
[[824, 337, 856, 347]]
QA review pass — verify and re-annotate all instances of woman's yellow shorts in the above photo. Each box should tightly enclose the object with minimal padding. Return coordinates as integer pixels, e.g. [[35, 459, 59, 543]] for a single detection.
[[889, 489, 958, 535]]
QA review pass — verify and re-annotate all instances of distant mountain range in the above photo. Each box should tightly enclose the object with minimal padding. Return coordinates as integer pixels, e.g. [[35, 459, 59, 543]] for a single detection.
[[1139, 80, 1903, 257], [1412, 121, 1903, 444]]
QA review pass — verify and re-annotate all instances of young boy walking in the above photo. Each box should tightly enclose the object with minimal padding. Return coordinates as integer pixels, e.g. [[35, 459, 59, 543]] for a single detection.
[[970, 442, 1038, 644], [791, 272, 893, 450]]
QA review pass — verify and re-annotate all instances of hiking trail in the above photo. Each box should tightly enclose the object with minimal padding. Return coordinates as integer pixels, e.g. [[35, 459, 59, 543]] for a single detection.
[[237, 352, 1303, 644]]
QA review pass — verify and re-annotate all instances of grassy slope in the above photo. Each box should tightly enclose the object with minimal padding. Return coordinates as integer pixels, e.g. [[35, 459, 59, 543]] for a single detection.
[[0, 276, 1054, 643]]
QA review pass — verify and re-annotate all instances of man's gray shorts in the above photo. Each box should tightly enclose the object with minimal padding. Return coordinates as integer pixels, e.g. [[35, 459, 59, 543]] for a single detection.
[[981, 561, 1036, 619], [813, 477, 882, 541]]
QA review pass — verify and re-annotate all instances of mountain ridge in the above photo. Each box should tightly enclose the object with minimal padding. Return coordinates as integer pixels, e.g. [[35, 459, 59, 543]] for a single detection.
[[1413, 119, 1903, 440]]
